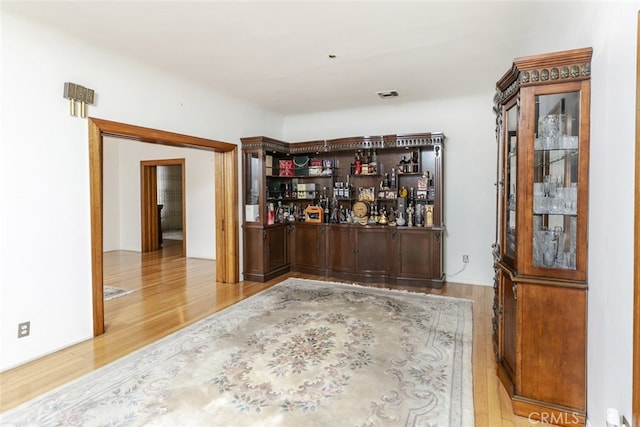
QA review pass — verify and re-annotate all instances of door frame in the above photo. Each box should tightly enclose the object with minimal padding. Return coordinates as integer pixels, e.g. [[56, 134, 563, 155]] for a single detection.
[[634, 10, 640, 427], [88, 118, 239, 336], [140, 159, 186, 256], [634, 11, 640, 427]]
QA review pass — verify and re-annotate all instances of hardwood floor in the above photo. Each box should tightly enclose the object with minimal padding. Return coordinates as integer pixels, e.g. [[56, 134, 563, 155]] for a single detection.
[[0, 239, 548, 425]]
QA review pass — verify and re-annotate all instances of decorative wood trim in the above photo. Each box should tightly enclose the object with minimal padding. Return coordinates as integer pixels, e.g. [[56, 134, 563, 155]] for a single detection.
[[225, 149, 240, 283], [90, 118, 233, 152], [239, 136, 290, 152], [240, 132, 445, 154], [633, 11, 640, 427], [88, 119, 104, 336], [88, 118, 239, 337], [215, 149, 239, 283], [495, 47, 593, 106], [140, 164, 159, 253], [214, 153, 226, 283]]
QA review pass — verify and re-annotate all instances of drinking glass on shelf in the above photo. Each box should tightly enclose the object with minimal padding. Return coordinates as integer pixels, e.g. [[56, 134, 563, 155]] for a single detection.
[[539, 114, 565, 150], [533, 182, 544, 197], [534, 196, 548, 213]]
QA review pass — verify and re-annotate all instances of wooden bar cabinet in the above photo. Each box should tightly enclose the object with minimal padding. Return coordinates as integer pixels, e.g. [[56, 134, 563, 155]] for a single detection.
[[241, 132, 445, 287]]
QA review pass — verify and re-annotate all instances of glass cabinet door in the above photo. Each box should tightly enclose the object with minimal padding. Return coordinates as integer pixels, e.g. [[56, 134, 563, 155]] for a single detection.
[[532, 91, 580, 270], [503, 103, 518, 263], [244, 151, 261, 223]]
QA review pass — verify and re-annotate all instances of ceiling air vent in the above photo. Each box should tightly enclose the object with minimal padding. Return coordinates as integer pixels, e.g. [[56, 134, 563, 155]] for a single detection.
[[376, 90, 399, 99]]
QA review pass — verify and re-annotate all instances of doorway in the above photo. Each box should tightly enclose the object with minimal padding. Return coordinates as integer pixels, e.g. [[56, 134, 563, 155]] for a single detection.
[[89, 118, 239, 336], [140, 159, 186, 256], [158, 164, 184, 243]]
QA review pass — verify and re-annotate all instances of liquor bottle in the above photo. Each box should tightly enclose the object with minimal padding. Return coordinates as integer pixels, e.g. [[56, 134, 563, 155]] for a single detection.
[[354, 151, 362, 175], [399, 156, 407, 174], [399, 186, 408, 198], [288, 204, 295, 222], [330, 196, 339, 223], [409, 187, 416, 206], [396, 197, 407, 226], [370, 150, 378, 175], [267, 202, 275, 225], [378, 207, 388, 225], [391, 168, 397, 189], [362, 151, 370, 175], [406, 204, 414, 227], [321, 187, 329, 223], [415, 203, 424, 227], [426, 206, 434, 226], [381, 173, 390, 190], [276, 201, 285, 223], [408, 155, 415, 174]]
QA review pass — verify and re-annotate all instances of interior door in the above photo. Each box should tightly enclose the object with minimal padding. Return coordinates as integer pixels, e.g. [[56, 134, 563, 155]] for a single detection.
[[140, 164, 159, 253]]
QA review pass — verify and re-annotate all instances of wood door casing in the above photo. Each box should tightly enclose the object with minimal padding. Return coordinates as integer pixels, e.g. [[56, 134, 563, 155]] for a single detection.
[[633, 11, 639, 427], [140, 164, 159, 253], [215, 150, 239, 283], [88, 118, 238, 336]]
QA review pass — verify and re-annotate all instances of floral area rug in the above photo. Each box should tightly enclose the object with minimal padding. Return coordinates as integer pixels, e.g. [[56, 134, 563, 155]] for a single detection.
[[1, 278, 474, 426], [103, 286, 135, 301]]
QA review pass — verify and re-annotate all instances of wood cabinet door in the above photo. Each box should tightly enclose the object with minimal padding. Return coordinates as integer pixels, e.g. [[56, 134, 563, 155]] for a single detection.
[[354, 227, 389, 277], [326, 226, 354, 273], [500, 272, 518, 386], [267, 226, 288, 272], [394, 229, 434, 280], [292, 224, 325, 272], [519, 283, 586, 411], [243, 226, 266, 279]]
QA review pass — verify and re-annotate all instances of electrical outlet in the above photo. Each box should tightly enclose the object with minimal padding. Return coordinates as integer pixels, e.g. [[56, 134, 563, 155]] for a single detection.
[[462, 255, 469, 263], [18, 321, 30, 338]]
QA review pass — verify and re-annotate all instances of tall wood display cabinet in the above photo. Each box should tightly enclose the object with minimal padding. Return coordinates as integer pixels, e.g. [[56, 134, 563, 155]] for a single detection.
[[492, 48, 591, 426]]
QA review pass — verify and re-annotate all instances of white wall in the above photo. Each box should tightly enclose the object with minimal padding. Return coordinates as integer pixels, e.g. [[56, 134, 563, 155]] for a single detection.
[[103, 137, 216, 259], [582, 4, 637, 426], [283, 95, 497, 286], [0, 10, 283, 371]]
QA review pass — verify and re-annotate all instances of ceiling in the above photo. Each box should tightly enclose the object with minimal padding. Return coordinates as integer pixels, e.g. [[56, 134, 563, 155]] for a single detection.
[[3, 1, 570, 115]]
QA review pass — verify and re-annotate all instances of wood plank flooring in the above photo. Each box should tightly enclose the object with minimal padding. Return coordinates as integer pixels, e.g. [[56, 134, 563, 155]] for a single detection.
[[0, 239, 549, 425]]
